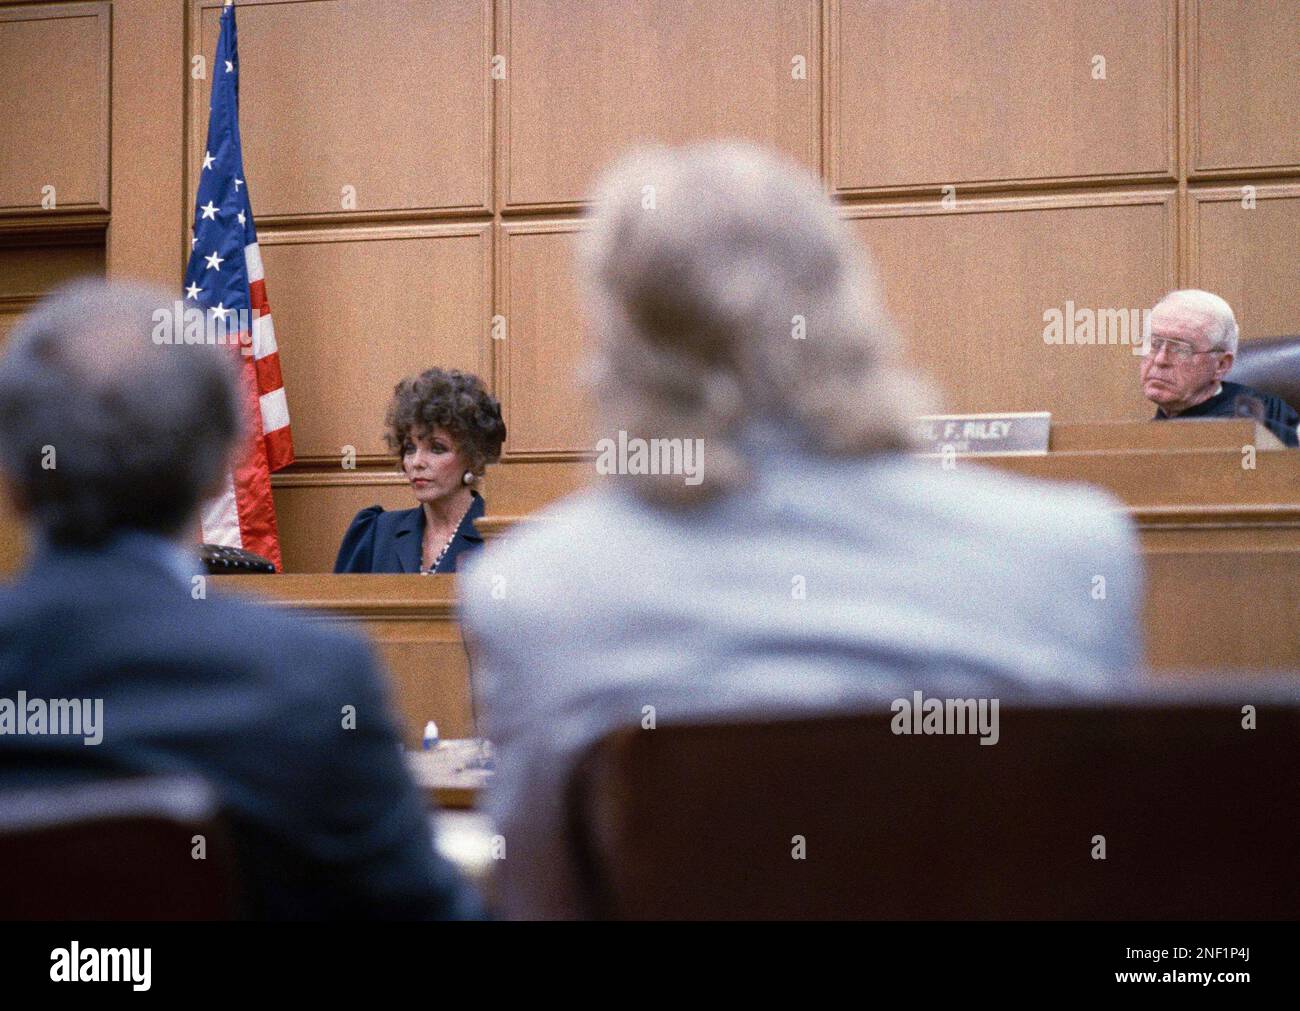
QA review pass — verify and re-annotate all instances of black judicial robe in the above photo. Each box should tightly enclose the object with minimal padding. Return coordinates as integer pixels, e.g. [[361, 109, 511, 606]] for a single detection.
[[1153, 380, 1299, 448]]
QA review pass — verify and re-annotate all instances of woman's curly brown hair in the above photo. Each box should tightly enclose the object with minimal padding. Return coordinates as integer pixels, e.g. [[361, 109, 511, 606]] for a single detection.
[[384, 368, 506, 473]]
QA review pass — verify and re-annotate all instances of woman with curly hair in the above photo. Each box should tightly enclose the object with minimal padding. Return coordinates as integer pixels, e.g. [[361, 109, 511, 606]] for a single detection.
[[334, 368, 506, 574]]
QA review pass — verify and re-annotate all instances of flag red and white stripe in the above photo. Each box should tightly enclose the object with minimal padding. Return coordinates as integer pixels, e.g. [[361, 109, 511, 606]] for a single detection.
[[199, 241, 294, 569]]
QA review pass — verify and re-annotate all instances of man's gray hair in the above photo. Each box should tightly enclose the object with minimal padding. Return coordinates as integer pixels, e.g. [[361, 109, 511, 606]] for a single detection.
[[579, 141, 931, 505], [0, 278, 244, 545], [1152, 289, 1239, 354]]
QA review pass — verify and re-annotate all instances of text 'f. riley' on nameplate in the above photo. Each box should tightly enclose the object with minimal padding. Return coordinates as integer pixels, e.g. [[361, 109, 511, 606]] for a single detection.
[[913, 412, 1052, 456]]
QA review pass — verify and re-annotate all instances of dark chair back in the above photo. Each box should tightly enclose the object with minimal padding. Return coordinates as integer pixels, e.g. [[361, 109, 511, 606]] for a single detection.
[[568, 700, 1300, 919], [0, 776, 241, 919], [1231, 335, 1300, 413]]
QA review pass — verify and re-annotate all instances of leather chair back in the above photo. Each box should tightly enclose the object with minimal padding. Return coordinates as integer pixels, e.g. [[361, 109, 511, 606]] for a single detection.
[[1231, 335, 1300, 412], [569, 698, 1300, 919], [0, 776, 241, 919]]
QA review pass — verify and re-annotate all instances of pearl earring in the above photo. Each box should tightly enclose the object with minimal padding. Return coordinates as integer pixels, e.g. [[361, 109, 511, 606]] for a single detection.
[[462, 471, 475, 485]]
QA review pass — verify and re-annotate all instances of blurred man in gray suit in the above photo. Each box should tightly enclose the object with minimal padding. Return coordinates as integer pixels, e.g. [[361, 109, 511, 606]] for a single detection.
[[0, 280, 481, 919]]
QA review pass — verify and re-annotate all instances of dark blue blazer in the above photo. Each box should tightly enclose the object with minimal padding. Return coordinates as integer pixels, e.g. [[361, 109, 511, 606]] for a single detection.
[[0, 535, 482, 920], [334, 492, 486, 574]]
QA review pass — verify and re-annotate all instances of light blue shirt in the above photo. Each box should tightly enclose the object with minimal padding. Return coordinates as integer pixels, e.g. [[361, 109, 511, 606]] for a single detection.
[[460, 427, 1144, 917]]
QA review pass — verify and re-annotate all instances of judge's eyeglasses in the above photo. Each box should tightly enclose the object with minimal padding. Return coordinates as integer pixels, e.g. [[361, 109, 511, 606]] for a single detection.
[[1141, 337, 1225, 361]]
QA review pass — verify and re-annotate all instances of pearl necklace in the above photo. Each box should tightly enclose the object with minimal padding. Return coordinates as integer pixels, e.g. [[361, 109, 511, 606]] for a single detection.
[[419, 502, 472, 575]]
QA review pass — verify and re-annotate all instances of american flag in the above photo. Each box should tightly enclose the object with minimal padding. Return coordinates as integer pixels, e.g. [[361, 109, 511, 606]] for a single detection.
[[186, 1, 293, 570]]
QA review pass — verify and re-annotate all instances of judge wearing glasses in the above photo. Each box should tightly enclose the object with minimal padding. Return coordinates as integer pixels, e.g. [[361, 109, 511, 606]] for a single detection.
[[1141, 289, 1298, 447], [334, 368, 507, 574]]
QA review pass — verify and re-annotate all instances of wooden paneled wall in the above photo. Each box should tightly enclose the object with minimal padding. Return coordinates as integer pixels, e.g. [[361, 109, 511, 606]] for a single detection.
[[0, 1, 113, 570], [0, 0, 112, 333], [1, 1, 1297, 574]]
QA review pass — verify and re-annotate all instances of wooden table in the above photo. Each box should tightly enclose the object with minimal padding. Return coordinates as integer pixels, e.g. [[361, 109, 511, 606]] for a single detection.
[[407, 740, 493, 809], [1049, 418, 1285, 453]]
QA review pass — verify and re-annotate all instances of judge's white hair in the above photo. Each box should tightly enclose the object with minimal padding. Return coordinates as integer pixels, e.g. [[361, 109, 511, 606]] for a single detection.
[[578, 141, 931, 506], [1152, 289, 1239, 354]]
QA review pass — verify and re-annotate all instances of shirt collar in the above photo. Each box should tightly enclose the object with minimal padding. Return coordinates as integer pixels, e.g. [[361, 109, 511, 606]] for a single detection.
[[1155, 381, 1227, 419], [34, 528, 203, 587]]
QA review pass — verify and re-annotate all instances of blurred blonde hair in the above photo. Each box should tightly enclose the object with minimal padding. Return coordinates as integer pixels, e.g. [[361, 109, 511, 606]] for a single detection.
[[579, 140, 931, 506]]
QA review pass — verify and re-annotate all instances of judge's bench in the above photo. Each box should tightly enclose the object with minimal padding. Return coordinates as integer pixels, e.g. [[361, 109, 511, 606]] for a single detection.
[[206, 419, 1300, 750]]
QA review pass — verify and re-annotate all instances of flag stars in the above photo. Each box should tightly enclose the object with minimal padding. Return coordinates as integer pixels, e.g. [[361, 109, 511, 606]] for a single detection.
[[234, 178, 243, 191], [202, 150, 215, 171], [204, 251, 225, 272], [210, 303, 232, 322], [236, 210, 247, 226], [225, 60, 234, 73], [200, 200, 219, 220], [185, 283, 202, 301]]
